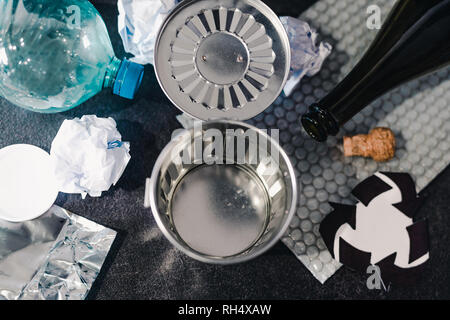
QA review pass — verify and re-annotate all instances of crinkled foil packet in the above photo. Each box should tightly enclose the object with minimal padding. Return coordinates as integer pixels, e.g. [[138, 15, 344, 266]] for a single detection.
[[0, 205, 116, 300]]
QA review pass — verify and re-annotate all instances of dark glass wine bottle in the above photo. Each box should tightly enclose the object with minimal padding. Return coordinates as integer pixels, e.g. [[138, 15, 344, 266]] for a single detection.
[[301, 0, 450, 141]]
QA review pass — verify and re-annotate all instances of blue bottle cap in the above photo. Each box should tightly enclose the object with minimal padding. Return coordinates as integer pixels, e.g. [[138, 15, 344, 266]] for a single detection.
[[113, 59, 144, 99]]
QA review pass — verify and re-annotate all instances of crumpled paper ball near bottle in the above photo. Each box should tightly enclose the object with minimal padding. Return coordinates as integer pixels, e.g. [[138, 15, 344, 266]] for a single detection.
[[118, 0, 178, 65], [51, 115, 131, 199], [279, 16, 332, 95]]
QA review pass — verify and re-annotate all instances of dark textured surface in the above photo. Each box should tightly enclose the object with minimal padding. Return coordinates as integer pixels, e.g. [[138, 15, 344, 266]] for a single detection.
[[0, 0, 449, 300]]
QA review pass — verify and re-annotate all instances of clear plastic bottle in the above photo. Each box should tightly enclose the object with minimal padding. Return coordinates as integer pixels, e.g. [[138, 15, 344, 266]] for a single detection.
[[0, 0, 144, 113]]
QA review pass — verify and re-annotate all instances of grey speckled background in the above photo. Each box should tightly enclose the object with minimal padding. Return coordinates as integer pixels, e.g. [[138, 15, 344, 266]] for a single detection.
[[0, 0, 449, 299]]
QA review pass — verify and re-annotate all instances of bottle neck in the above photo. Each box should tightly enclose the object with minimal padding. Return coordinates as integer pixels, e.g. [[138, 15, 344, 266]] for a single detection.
[[103, 57, 122, 89], [301, 104, 339, 142]]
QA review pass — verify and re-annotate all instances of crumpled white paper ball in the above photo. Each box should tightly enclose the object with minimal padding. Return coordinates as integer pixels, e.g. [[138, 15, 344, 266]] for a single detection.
[[50, 115, 131, 199], [280, 16, 332, 96], [118, 0, 178, 65]]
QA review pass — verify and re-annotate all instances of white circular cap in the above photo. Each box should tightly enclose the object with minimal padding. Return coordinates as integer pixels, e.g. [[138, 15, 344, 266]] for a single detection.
[[0, 144, 58, 222]]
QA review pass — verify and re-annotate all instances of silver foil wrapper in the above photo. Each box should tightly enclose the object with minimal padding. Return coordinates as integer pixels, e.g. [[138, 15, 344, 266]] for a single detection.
[[0, 205, 116, 300]]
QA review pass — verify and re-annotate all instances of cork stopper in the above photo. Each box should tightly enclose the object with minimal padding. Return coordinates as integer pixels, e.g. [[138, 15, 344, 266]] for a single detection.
[[343, 127, 396, 162]]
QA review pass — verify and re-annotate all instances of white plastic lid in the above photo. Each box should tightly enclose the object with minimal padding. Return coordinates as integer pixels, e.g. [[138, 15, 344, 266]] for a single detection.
[[0, 144, 59, 222]]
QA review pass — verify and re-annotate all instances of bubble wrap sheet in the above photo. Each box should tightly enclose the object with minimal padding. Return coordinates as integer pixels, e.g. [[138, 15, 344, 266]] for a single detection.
[[247, 0, 450, 283]]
